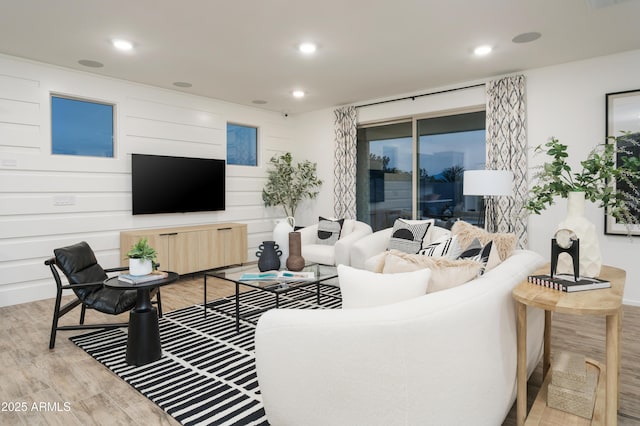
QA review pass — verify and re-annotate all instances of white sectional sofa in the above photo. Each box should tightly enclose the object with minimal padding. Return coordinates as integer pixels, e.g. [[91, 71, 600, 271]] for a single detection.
[[255, 243, 546, 425]]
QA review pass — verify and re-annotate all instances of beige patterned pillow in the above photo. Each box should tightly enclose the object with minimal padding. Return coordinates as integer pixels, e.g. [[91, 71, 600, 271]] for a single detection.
[[451, 220, 516, 261], [377, 250, 484, 293]]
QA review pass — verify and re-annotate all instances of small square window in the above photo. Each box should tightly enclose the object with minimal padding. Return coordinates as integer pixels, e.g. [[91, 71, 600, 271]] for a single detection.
[[51, 95, 115, 157], [227, 123, 257, 166]]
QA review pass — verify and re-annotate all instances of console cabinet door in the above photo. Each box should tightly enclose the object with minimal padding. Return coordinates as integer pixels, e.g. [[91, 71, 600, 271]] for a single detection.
[[169, 231, 200, 274]]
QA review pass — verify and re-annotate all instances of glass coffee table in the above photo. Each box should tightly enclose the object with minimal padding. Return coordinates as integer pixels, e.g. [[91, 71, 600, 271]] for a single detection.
[[204, 263, 339, 332]]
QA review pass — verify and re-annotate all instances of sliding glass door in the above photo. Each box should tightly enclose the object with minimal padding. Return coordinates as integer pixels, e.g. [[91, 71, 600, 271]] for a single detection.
[[356, 121, 413, 231], [417, 111, 486, 225], [356, 110, 486, 231]]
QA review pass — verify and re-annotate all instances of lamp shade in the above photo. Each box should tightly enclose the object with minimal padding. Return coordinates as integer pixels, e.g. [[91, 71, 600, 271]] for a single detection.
[[463, 170, 513, 196]]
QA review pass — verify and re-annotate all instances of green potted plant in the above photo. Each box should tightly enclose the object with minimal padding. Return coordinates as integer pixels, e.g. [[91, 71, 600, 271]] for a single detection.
[[262, 152, 323, 217], [524, 133, 640, 277], [126, 237, 157, 276], [524, 133, 640, 226]]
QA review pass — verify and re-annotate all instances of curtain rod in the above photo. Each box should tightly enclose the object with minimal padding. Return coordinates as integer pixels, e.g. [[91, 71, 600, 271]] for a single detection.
[[354, 83, 486, 109]]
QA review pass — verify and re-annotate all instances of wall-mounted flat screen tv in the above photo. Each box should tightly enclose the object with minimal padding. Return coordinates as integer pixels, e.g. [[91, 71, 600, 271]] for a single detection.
[[132, 154, 225, 215]]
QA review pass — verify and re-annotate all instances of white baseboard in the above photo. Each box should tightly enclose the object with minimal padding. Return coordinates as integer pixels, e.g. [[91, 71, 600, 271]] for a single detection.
[[0, 281, 57, 308]]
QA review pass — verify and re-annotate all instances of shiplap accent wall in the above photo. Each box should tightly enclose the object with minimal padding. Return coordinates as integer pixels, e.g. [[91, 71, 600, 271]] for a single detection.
[[0, 54, 297, 307]]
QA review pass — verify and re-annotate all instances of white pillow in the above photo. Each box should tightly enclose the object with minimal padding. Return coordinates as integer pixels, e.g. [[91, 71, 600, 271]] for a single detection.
[[338, 264, 430, 309]]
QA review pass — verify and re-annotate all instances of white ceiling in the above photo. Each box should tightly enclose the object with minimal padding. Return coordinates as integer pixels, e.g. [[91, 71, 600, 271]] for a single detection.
[[1, 0, 640, 115]]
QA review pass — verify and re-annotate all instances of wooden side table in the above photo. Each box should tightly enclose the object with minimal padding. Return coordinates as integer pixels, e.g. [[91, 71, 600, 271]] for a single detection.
[[512, 265, 625, 425]]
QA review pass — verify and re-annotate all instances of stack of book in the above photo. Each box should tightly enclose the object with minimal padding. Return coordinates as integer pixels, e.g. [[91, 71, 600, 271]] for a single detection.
[[527, 274, 610, 292], [239, 271, 315, 282], [118, 270, 168, 284]]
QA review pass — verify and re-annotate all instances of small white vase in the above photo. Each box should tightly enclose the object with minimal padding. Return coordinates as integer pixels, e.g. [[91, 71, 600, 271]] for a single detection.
[[556, 191, 602, 278], [273, 216, 295, 267], [129, 258, 152, 276]]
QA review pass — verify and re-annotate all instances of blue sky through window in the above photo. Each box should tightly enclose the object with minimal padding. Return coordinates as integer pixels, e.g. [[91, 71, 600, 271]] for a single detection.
[[51, 96, 114, 157], [227, 123, 257, 166]]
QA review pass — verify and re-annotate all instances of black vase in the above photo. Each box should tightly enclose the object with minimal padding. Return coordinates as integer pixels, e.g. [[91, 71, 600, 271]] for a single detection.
[[256, 241, 282, 271]]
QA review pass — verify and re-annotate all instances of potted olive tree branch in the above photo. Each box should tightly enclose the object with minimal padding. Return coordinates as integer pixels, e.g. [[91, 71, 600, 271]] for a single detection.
[[262, 152, 323, 217], [524, 132, 640, 228]]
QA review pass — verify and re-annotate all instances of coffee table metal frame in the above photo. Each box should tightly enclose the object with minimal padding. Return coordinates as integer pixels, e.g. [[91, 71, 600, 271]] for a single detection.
[[204, 263, 339, 331]]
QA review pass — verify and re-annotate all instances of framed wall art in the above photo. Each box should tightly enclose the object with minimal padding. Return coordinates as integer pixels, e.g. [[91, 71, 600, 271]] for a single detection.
[[605, 89, 640, 236]]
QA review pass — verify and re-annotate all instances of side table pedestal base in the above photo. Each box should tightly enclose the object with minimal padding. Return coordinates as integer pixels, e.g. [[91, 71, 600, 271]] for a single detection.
[[126, 307, 161, 366]]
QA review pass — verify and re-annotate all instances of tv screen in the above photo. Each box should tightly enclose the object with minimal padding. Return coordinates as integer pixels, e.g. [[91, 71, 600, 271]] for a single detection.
[[132, 154, 225, 215]]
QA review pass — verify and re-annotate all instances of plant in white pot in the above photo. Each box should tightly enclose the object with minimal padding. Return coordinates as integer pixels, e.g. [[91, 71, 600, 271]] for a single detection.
[[262, 152, 323, 218], [126, 238, 157, 276], [262, 152, 323, 265], [524, 133, 640, 276]]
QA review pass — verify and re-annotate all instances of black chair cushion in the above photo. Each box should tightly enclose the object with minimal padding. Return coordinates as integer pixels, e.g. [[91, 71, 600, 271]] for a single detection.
[[83, 287, 137, 315], [54, 241, 137, 314]]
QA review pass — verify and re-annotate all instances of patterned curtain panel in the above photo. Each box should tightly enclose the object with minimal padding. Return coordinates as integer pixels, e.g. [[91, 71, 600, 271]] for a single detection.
[[486, 75, 528, 248], [333, 106, 358, 219]]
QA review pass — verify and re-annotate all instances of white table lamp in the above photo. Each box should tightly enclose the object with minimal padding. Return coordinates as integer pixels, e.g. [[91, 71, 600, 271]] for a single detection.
[[463, 170, 513, 230]]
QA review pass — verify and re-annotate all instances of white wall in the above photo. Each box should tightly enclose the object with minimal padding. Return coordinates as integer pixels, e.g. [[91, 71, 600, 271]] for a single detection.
[[526, 50, 640, 306], [0, 54, 296, 307], [295, 50, 640, 305]]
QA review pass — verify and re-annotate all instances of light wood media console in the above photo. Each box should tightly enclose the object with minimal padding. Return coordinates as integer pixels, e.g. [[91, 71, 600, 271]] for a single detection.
[[120, 223, 247, 275]]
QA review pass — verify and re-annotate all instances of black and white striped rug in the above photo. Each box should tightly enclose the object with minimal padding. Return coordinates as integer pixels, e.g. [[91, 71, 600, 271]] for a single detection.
[[71, 285, 342, 426]]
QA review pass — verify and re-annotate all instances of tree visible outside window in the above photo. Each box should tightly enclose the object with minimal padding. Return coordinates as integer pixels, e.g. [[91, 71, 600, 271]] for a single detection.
[[51, 95, 114, 157], [227, 123, 258, 166]]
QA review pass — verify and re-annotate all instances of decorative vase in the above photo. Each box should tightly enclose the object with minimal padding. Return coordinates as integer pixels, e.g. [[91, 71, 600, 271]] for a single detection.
[[256, 241, 282, 272], [286, 232, 305, 271], [556, 191, 602, 278], [129, 258, 152, 276], [273, 217, 295, 266]]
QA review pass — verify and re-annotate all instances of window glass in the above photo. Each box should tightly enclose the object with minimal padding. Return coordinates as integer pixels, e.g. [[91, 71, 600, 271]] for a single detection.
[[356, 122, 413, 231], [227, 123, 258, 166], [51, 95, 114, 157], [356, 111, 486, 231], [417, 111, 486, 225]]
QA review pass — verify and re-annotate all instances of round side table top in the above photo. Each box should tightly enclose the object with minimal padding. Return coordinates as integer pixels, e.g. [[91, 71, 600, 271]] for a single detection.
[[104, 271, 179, 290], [512, 264, 625, 315]]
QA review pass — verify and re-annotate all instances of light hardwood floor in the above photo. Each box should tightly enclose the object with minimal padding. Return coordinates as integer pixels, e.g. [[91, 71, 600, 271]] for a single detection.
[[1, 274, 639, 425]]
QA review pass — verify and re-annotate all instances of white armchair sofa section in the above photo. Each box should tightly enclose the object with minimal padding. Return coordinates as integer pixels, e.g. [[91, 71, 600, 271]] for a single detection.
[[255, 249, 545, 426], [298, 219, 373, 266]]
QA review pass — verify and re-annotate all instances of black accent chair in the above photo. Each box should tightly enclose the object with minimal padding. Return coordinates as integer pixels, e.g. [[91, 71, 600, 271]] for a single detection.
[[46, 241, 162, 349]]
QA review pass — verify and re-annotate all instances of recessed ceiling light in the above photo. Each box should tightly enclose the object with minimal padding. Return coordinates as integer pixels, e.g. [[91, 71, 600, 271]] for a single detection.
[[473, 45, 492, 56], [292, 90, 305, 98], [298, 42, 317, 54], [173, 81, 192, 88], [78, 59, 104, 68], [112, 39, 133, 51], [512, 32, 542, 44]]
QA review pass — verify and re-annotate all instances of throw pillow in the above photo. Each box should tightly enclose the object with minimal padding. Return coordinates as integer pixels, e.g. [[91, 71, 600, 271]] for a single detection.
[[418, 235, 462, 259], [317, 217, 345, 245], [387, 218, 432, 253], [451, 220, 516, 261], [338, 264, 431, 309], [457, 238, 497, 273], [379, 250, 484, 293]]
